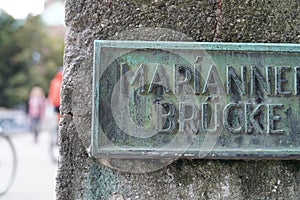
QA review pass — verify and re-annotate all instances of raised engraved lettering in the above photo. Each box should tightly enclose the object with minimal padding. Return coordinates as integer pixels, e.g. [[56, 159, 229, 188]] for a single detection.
[[148, 64, 171, 95], [223, 103, 243, 134], [174, 65, 192, 94], [226, 66, 246, 95], [275, 66, 291, 95], [202, 103, 221, 132], [266, 104, 284, 134], [250, 66, 271, 95], [244, 103, 264, 134], [155, 102, 176, 133], [194, 65, 201, 95], [119, 62, 293, 135], [202, 65, 225, 95], [120, 63, 145, 94], [178, 102, 199, 134]]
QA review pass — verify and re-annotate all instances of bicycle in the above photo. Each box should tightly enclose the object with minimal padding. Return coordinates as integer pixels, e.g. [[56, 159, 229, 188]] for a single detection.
[[43, 103, 59, 164], [0, 126, 17, 196]]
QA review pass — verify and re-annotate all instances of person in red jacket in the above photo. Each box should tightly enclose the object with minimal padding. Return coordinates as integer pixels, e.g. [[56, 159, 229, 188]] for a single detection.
[[48, 68, 62, 118], [47, 67, 62, 162]]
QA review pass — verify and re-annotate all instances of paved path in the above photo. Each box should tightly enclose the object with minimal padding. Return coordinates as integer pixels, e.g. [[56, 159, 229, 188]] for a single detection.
[[2, 132, 57, 200]]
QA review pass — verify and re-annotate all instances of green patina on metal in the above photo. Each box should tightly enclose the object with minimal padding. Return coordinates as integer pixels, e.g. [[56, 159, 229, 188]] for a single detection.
[[92, 40, 300, 159], [83, 162, 118, 200]]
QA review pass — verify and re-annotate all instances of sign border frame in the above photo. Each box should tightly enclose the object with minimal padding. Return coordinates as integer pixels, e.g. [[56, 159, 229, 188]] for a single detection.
[[92, 40, 300, 159]]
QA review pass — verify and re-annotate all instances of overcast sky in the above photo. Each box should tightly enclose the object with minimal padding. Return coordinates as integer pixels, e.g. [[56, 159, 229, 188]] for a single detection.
[[0, 0, 64, 26], [0, 0, 45, 19]]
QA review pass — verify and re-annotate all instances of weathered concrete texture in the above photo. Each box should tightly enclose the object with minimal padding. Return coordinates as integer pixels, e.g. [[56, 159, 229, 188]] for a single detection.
[[217, 0, 300, 42], [82, 160, 300, 199], [58, 0, 300, 199]]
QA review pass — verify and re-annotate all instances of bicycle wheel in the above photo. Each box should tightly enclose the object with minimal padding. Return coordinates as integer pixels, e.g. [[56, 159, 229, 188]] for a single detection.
[[0, 135, 17, 195]]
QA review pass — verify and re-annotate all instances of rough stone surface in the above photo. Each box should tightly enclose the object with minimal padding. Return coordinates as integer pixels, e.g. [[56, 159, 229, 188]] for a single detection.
[[58, 0, 300, 199], [218, 0, 300, 43]]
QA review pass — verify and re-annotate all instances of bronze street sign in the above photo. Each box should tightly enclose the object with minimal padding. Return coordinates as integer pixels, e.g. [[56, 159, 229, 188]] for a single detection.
[[92, 40, 300, 159]]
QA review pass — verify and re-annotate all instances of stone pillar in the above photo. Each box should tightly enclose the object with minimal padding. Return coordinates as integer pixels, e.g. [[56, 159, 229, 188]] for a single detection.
[[57, 0, 300, 199]]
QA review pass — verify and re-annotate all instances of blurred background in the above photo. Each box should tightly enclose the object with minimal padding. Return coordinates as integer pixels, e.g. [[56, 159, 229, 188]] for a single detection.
[[0, 0, 65, 199]]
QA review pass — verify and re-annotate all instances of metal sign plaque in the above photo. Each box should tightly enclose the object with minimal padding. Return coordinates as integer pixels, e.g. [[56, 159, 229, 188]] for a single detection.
[[92, 40, 300, 159]]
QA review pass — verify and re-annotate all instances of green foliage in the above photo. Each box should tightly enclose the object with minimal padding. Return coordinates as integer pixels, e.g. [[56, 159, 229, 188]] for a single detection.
[[0, 10, 64, 108]]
